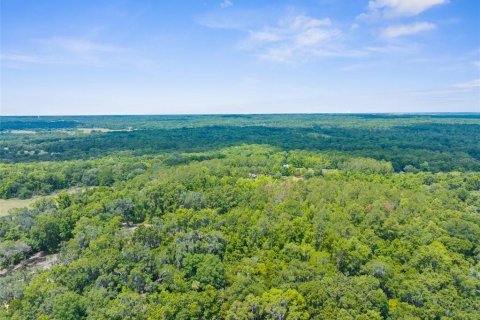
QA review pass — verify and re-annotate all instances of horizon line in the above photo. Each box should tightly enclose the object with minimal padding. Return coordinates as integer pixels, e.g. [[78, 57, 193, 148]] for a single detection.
[[1, 112, 480, 117]]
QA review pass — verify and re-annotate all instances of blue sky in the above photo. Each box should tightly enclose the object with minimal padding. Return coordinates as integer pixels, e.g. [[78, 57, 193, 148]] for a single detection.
[[1, 0, 479, 115]]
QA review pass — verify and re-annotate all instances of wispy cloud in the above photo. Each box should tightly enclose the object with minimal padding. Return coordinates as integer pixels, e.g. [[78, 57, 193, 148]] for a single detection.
[[380, 22, 436, 38], [220, 0, 233, 9], [360, 0, 448, 19], [1, 36, 128, 68], [452, 79, 480, 89], [246, 15, 334, 46], [236, 14, 344, 62], [199, 0, 451, 64], [239, 12, 435, 62]]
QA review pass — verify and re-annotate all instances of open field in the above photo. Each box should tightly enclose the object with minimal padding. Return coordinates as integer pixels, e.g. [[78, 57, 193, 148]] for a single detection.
[[0, 187, 84, 216], [0, 197, 38, 216]]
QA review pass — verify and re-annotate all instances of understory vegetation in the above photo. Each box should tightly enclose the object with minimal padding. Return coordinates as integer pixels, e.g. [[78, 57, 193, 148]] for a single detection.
[[0, 114, 479, 319]]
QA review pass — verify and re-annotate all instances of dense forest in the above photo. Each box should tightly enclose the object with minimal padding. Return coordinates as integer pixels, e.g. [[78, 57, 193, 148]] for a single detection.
[[0, 114, 479, 319]]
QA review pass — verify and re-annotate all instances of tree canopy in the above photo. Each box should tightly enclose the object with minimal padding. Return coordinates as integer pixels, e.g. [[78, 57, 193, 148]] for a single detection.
[[0, 114, 479, 319]]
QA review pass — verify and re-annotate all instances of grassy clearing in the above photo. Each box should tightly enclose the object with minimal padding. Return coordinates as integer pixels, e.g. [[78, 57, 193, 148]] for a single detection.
[[0, 187, 84, 216], [77, 127, 133, 134], [0, 197, 38, 216]]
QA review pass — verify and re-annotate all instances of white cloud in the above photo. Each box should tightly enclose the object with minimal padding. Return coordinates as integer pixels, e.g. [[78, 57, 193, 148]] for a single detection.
[[199, 6, 448, 63], [380, 22, 436, 38], [452, 79, 480, 89], [242, 15, 341, 62], [250, 31, 282, 42], [295, 28, 333, 46], [289, 15, 331, 29], [220, 0, 233, 9], [362, 0, 448, 19]]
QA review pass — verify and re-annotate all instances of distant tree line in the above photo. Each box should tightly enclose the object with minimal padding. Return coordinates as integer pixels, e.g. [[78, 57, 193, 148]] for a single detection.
[[2, 123, 479, 173]]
